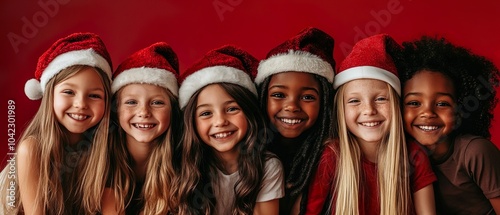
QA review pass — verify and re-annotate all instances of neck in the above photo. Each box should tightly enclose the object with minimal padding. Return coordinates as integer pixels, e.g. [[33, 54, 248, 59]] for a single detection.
[[275, 133, 306, 152], [358, 139, 379, 163], [67, 132, 83, 146], [427, 137, 452, 161], [126, 138, 153, 181], [216, 149, 239, 175]]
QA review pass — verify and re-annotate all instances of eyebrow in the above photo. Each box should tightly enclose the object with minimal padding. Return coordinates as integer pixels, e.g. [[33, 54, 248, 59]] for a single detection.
[[268, 85, 320, 94], [404, 92, 454, 99], [196, 100, 237, 110], [58, 83, 104, 92]]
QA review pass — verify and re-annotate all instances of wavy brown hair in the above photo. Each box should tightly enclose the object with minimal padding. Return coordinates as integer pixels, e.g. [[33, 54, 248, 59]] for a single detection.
[[173, 83, 269, 215]]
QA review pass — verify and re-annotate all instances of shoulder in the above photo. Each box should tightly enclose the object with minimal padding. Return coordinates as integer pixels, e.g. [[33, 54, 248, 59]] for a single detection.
[[461, 135, 498, 152], [17, 137, 38, 162], [263, 155, 283, 173], [459, 135, 500, 162], [407, 140, 431, 163], [319, 141, 338, 166]]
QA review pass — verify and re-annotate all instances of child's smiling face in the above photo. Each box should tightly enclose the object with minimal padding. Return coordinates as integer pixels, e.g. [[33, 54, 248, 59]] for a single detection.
[[403, 70, 457, 147], [266, 72, 321, 139]]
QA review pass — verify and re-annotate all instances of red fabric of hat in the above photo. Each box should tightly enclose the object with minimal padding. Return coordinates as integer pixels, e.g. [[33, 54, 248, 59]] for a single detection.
[[178, 45, 258, 108], [112, 42, 179, 96], [24, 32, 112, 100], [334, 33, 402, 95], [256, 27, 335, 84]]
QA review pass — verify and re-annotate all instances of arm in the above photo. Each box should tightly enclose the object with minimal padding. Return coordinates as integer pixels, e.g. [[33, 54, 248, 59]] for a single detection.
[[17, 138, 42, 215], [254, 157, 284, 215], [304, 146, 335, 215], [101, 188, 119, 215], [407, 141, 437, 215], [490, 197, 500, 214], [413, 184, 436, 215], [254, 199, 279, 215], [465, 138, 500, 212]]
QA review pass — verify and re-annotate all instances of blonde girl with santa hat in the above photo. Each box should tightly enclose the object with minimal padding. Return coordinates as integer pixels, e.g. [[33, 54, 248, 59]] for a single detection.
[[100, 42, 182, 215], [305, 34, 437, 215], [173, 45, 284, 215], [0, 32, 113, 215]]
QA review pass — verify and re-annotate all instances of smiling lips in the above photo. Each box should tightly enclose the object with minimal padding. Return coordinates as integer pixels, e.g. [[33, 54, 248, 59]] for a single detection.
[[279, 118, 303, 125], [212, 131, 234, 139], [359, 121, 381, 127], [68, 113, 89, 121], [416, 125, 439, 131], [133, 123, 156, 129]]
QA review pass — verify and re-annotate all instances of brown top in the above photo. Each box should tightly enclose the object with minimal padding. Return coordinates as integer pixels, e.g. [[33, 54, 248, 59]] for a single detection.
[[433, 134, 500, 215]]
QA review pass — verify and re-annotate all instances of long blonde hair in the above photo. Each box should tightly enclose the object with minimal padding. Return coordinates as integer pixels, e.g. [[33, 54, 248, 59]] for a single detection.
[[332, 83, 411, 215], [106, 87, 181, 215], [0, 65, 111, 215]]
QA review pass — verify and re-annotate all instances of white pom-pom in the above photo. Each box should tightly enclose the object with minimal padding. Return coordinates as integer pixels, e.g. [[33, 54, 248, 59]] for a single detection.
[[24, 79, 43, 100]]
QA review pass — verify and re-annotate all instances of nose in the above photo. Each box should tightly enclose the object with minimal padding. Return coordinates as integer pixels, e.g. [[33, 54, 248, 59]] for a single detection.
[[361, 102, 377, 115], [213, 112, 229, 127], [73, 95, 88, 109], [284, 98, 301, 112], [137, 104, 151, 118], [419, 103, 437, 118]]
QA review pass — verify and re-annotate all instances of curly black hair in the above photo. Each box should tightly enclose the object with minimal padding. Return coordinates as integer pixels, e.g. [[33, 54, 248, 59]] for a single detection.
[[399, 36, 500, 138]]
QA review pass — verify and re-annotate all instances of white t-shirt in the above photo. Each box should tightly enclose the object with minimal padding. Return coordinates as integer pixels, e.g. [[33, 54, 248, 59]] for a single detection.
[[214, 157, 285, 215]]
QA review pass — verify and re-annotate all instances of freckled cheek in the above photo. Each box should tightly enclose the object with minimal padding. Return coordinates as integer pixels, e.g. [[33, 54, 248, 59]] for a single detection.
[[117, 108, 134, 127], [92, 101, 106, 120], [160, 112, 172, 130]]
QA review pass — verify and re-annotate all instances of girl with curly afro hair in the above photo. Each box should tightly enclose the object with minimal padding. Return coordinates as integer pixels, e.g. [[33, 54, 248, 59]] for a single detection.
[[400, 36, 500, 215]]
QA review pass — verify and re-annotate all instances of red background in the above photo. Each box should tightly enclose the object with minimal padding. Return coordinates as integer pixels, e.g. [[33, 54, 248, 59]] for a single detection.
[[1, 0, 500, 165]]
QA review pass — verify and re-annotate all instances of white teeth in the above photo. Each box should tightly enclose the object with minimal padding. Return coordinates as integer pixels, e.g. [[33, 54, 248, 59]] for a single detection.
[[134, 124, 155, 128], [361, 122, 380, 127], [69, 113, 88, 121], [280, 118, 302, 125], [418, 125, 438, 131], [213, 132, 233, 139]]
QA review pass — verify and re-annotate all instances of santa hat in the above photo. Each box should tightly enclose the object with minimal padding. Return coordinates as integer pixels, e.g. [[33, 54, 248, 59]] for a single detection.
[[255, 27, 335, 85], [112, 42, 179, 96], [24, 32, 112, 100], [178, 45, 258, 108], [333, 34, 402, 95]]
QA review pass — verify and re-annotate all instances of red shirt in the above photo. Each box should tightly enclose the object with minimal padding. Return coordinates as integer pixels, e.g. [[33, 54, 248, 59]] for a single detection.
[[305, 140, 437, 215]]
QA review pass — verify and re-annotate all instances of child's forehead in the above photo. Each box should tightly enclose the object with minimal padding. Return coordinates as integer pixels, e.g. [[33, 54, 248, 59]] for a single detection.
[[404, 70, 456, 96], [268, 71, 320, 86]]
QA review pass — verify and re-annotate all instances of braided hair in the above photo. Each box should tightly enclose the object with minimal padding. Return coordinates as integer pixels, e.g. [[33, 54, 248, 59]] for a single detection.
[[258, 73, 334, 204]]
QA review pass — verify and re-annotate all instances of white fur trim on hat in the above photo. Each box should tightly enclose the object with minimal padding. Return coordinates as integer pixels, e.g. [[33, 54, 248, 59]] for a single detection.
[[179, 66, 257, 108], [111, 67, 179, 96], [24, 78, 43, 100], [39, 48, 112, 94], [256, 50, 334, 84], [333, 66, 401, 95]]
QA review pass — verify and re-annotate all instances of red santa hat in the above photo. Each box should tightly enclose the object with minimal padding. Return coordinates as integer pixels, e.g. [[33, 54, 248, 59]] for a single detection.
[[334, 33, 402, 95], [24, 32, 112, 100], [112, 42, 179, 96], [255, 27, 335, 85], [178, 45, 258, 108]]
